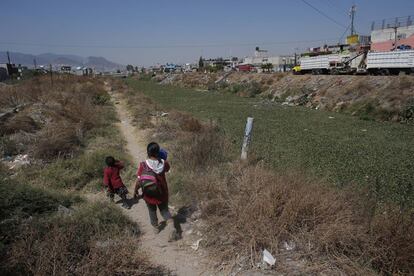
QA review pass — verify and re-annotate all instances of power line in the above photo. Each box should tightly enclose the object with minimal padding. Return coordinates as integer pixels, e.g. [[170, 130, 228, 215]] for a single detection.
[[339, 24, 351, 43], [0, 38, 339, 49], [321, 0, 347, 16], [299, 0, 348, 29]]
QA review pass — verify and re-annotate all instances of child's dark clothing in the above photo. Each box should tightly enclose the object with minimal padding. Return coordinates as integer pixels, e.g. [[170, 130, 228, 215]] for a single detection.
[[106, 186, 128, 201], [146, 201, 171, 227], [103, 161, 129, 208]]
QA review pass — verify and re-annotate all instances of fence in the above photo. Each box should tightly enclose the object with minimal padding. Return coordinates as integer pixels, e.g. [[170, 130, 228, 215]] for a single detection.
[[371, 15, 414, 31]]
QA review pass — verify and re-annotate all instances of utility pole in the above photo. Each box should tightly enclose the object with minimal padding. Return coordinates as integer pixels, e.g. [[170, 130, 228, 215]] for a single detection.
[[393, 26, 399, 49], [350, 5, 356, 35], [49, 64, 53, 87], [33, 58, 37, 69], [6, 51, 11, 64]]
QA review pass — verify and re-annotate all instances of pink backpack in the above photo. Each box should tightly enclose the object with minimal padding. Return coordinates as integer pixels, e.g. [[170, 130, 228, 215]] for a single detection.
[[140, 162, 162, 198]]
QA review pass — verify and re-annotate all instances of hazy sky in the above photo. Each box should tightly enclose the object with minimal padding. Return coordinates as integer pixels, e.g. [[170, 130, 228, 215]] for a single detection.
[[1, 0, 414, 66]]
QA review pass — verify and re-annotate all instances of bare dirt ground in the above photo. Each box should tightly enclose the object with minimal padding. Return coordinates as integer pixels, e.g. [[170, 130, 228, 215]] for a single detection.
[[108, 87, 215, 276]]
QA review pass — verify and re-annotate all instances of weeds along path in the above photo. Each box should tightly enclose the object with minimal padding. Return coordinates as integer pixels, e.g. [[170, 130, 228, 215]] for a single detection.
[[108, 85, 214, 276]]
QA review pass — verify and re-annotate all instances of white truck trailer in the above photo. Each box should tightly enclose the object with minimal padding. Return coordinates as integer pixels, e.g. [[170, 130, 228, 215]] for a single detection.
[[298, 54, 341, 74], [294, 49, 414, 75], [366, 50, 414, 75], [295, 52, 365, 75]]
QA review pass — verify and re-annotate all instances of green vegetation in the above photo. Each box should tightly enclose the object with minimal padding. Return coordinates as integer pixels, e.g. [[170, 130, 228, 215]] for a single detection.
[[225, 80, 262, 97], [126, 79, 414, 207], [261, 62, 273, 72], [0, 180, 80, 221]]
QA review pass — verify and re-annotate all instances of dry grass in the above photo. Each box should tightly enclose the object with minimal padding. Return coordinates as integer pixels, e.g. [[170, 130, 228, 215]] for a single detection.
[[398, 75, 413, 90], [124, 87, 414, 274], [76, 238, 168, 276], [171, 123, 226, 170], [169, 111, 203, 132], [0, 114, 39, 135], [194, 163, 414, 274], [33, 123, 82, 159], [1, 77, 167, 276], [0, 75, 109, 160], [113, 78, 158, 129], [5, 202, 167, 276]]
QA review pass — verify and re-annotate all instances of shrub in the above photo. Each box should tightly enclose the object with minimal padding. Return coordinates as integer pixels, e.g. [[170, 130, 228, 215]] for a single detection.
[[402, 97, 414, 122], [398, 75, 413, 90], [227, 81, 262, 97], [33, 123, 81, 159], [1, 75, 107, 161], [191, 163, 414, 274], [0, 179, 81, 268], [0, 114, 39, 135], [227, 83, 243, 94], [92, 93, 111, 105], [0, 86, 33, 107], [0, 162, 7, 175], [207, 80, 218, 91], [3, 202, 164, 276], [172, 125, 226, 171], [0, 136, 18, 156], [348, 99, 401, 122], [169, 111, 202, 132], [75, 238, 168, 275], [0, 182, 79, 221]]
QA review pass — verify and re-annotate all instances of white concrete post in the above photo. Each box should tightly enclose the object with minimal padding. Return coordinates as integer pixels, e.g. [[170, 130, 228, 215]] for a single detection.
[[241, 117, 254, 160]]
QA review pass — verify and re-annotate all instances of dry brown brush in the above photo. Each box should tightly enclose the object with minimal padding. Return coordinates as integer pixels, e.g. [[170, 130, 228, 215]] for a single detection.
[[195, 163, 414, 274], [0, 75, 109, 160], [5, 203, 167, 276], [124, 87, 414, 274], [1, 77, 168, 276]]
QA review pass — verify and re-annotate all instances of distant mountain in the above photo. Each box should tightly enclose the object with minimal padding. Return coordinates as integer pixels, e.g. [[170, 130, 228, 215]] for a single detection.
[[37, 53, 85, 64], [86, 56, 121, 72], [52, 57, 82, 66], [0, 51, 124, 72]]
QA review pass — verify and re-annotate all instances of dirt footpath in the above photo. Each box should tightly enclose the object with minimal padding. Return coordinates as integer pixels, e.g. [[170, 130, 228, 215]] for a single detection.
[[109, 89, 214, 276]]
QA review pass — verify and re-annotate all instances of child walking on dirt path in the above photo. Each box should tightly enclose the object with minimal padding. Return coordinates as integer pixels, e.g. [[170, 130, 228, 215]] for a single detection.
[[103, 156, 130, 209], [134, 142, 177, 241]]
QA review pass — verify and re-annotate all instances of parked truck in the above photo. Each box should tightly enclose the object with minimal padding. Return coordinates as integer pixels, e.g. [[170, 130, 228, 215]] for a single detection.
[[293, 52, 365, 75], [296, 53, 341, 74], [293, 49, 414, 75], [366, 50, 414, 75]]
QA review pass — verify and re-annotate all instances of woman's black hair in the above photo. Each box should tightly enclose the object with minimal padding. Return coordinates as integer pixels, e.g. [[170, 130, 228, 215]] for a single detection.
[[105, 156, 116, 167], [147, 142, 160, 159]]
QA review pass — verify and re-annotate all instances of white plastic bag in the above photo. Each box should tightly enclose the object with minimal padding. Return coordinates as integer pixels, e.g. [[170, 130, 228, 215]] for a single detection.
[[262, 249, 276, 266]]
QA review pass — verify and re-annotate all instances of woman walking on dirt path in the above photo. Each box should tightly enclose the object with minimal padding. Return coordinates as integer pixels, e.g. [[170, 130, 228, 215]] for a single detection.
[[134, 142, 176, 241]]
